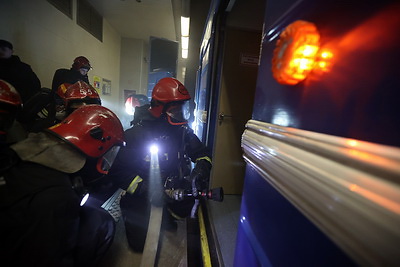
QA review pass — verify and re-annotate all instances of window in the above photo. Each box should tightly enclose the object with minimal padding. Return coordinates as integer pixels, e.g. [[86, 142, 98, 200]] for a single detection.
[[77, 0, 103, 42], [47, 0, 73, 19]]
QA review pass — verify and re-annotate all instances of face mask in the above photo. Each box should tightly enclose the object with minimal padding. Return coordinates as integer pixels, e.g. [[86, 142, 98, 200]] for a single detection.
[[79, 68, 89, 75], [165, 101, 190, 125]]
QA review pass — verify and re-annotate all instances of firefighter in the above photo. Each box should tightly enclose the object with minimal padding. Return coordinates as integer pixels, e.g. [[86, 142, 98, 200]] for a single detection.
[[107, 77, 212, 252], [19, 81, 101, 133], [0, 105, 125, 267], [0, 39, 41, 104], [52, 56, 92, 92]]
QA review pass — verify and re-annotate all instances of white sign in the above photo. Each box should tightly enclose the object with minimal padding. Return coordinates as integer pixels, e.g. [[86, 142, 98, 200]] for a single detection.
[[240, 53, 259, 66]]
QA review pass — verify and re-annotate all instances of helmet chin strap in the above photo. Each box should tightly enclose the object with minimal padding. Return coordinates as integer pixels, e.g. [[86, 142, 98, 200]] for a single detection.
[[167, 115, 187, 126], [96, 157, 109, 175]]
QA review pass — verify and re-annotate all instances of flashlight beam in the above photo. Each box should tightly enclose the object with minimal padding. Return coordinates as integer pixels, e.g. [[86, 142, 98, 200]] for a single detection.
[[150, 144, 159, 154]]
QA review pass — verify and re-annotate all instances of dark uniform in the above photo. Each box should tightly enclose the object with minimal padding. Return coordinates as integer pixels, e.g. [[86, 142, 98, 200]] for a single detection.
[[18, 63, 91, 132], [0, 159, 82, 267], [51, 56, 92, 93], [17, 87, 57, 132], [52, 68, 90, 92], [108, 104, 212, 252], [0, 55, 41, 103], [19, 81, 101, 133], [0, 105, 125, 267]]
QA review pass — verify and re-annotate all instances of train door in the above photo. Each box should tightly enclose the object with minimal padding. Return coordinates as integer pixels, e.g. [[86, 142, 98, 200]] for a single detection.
[[235, 0, 400, 266], [210, 27, 260, 194], [193, 0, 222, 144], [193, 0, 265, 194]]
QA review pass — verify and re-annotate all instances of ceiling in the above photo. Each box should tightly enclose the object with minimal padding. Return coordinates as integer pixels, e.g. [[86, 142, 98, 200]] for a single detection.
[[87, 0, 180, 43]]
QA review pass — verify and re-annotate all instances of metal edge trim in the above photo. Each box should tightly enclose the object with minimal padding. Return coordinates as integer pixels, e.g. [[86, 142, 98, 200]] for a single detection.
[[241, 119, 400, 266]]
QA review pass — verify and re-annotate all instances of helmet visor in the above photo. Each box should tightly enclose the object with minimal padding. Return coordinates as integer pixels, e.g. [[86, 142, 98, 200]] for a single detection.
[[96, 145, 120, 174], [166, 101, 190, 124]]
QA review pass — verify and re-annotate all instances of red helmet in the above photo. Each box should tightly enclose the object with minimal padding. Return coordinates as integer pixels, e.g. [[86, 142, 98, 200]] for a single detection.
[[0, 79, 22, 107], [47, 105, 125, 158], [150, 78, 191, 125], [151, 77, 190, 102], [72, 56, 91, 70], [63, 81, 101, 106], [56, 81, 101, 108]]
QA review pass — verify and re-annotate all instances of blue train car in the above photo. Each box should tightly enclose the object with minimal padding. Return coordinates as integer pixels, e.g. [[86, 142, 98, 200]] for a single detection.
[[195, 0, 400, 266]]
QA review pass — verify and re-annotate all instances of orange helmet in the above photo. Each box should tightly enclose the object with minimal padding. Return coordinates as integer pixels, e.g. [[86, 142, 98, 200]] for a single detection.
[[151, 77, 190, 102], [150, 77, 191, 125], [0, 79, 22, 108], [72, 56, 91, 70], [47, 105, 125, 158]]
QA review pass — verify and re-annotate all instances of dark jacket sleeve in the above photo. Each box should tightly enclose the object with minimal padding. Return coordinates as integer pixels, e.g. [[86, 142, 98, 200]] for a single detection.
[[0, 56, 41, 103], [185, 127, 212, 163], [17, 88, 55, 127], [107, 148, 139, 190], [52, 68, 69, 92], [184, 127, 212, 190], [21, 63, 41, 101], [106, 127, 146, 190]]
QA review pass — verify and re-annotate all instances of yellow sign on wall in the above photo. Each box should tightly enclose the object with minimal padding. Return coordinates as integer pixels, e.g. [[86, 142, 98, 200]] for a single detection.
[[93, 75, 102, 92]]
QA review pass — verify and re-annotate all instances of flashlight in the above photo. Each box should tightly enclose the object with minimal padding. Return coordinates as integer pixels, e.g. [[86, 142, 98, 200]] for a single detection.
[[149, 144, 159, 154], [80, 193, 90, 206]]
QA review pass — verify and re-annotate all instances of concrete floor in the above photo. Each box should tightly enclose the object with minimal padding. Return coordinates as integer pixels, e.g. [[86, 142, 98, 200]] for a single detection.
[[97, 194, 241, 267], [97, 219, 143, 267], [97, 217, 187, 267], [208, 195, 242, 267]]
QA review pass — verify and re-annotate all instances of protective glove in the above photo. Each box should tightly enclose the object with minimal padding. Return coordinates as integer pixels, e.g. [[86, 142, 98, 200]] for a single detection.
[[190, 159, 212, 191]]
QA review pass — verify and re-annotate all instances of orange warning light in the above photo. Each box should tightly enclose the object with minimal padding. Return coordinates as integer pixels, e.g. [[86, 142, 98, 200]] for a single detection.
[[272, 20, 333, 85], [314, 49, 334, 73]]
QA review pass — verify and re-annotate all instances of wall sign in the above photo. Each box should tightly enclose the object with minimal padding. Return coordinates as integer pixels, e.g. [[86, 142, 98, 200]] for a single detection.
[[240, 53, 259, 66], [93, 75, 101, 92], [102, 78, 111, 95]]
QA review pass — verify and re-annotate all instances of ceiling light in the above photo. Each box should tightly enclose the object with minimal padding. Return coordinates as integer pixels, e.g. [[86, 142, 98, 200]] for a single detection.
[[181, 36, 189, 49], [181, 16, 190, 36], [182, 49, 188, 59]]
